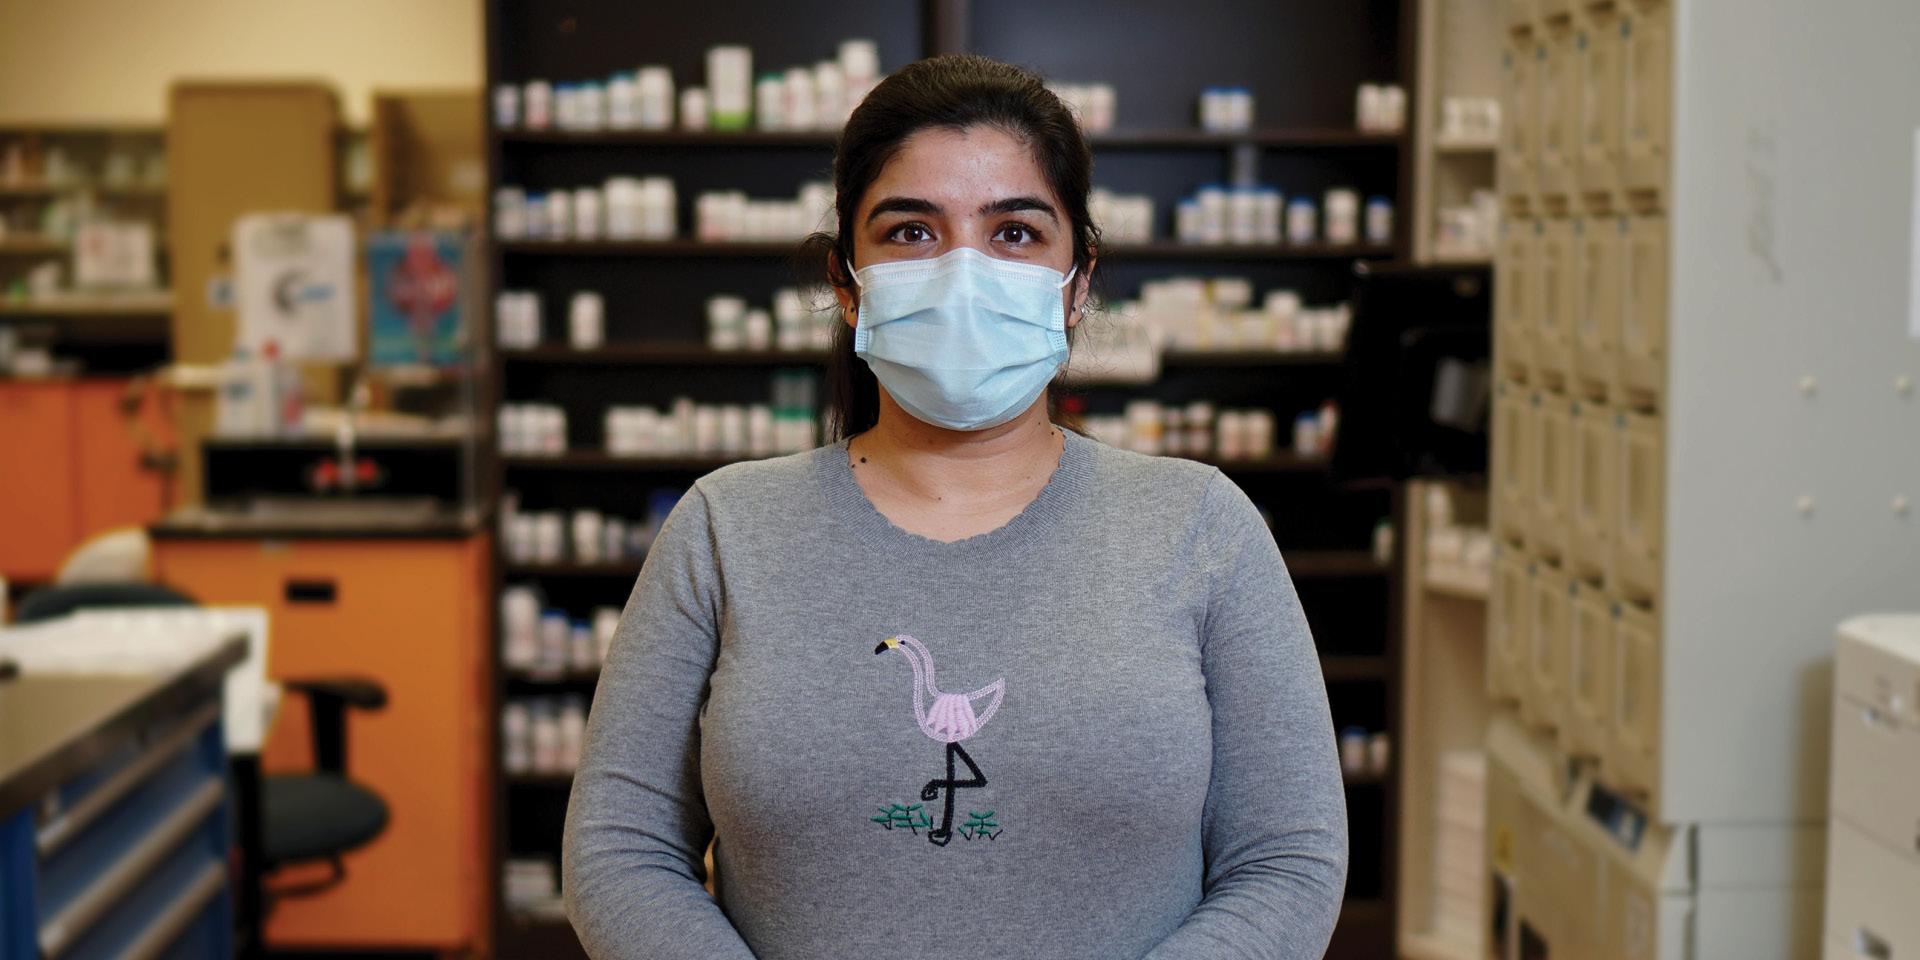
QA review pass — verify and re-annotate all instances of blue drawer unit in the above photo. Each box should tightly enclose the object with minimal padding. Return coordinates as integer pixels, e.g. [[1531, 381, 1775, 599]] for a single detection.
[[0, 643, 241, 960]]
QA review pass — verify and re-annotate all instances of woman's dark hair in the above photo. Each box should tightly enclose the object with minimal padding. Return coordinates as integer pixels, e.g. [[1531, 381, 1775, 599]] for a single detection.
[[802, 54, 1099, 440]]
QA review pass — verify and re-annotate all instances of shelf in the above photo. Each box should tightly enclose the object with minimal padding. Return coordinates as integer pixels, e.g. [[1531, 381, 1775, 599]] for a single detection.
[[502, 345, 828, 366], [1160, 349, 1343, 367], [1285, 550, 1392, 578], [1402, 929, 1479, 960], [504, 668, 601, 691], [1424, 566, 1490, 600], [504, 345, 1339, 369], [499, 128, 838, 147], [497, 914, 587, 960], [502, 452, 787, 472], [498, 239, 803, 257], [1107, 242, 1395, 261], [0, 293, 170, 317], [501, 561, 643, 578], [1336, 897, 1391, 926], [1186, 452, 1329, 473], [496, 239, 1395, 262], [1433, 137, 1499, 155], [495, 127, 1400, 150], [1320, 654, 1389, 682], [1343, 769, 1391, 787], [1094, 128, 1401, 149], [0, 182, 166, 198], [505, 772, 575, 787], [1427, 253, 1493, 267], [0, 236, 68, 255]]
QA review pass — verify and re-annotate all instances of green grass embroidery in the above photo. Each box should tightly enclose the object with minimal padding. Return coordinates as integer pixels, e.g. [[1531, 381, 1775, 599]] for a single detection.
[[958, 810, 1002, 841], [870, 802, 934, 835], [867, 802, 1002, 840]]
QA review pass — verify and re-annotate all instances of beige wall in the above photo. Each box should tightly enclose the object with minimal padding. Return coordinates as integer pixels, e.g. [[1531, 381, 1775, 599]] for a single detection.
[[0, 0, 480, 126]]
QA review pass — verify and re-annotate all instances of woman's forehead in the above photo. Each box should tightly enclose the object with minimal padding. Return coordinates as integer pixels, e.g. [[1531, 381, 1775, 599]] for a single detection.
[[863, 125, 1058, 212]]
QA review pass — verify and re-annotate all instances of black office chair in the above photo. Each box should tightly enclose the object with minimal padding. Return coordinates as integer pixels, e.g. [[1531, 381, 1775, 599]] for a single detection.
[[13, 583, 391, 938]]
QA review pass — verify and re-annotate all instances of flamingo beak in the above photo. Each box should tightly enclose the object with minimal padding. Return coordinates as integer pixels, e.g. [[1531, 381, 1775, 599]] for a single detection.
[[873, 636, 899, 655]]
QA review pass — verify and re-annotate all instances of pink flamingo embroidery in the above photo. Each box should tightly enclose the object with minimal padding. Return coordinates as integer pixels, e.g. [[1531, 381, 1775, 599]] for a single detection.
[[873, 635, 1004, 846]]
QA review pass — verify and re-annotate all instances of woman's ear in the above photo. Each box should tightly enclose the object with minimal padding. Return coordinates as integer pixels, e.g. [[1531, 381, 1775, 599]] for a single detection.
[[1065, 254, 1095, 329], [830, 250, 858, 327]]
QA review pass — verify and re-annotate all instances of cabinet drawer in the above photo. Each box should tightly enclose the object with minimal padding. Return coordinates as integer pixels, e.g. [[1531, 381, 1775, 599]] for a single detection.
[[1523, 562, 1570, 734], [1576, 13, 1624, 212], [1501, 41, 1539, 213], [1494, 382, 1535, 546], [1620, 5, 1672, 206], [1530, 392, 1573, 562], [1617, 215, 1668, 410], [1568, 400, 1616, 586], [1563, 583, 1613, 760], [1496, 219, 1537, 383], [1612, 410, 1664, 605], [1490, 547, 1533, 705], [1571, 217, 1624, 402], [1533, 219, 1576, 388], [1607, 601, 1662, 802], [1535, 29, 1580, 211]]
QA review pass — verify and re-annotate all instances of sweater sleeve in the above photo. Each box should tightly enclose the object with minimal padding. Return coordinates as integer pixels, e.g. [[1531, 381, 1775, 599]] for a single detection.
[[1141, 471, 1350, 960], [562, 485, 758, 960]]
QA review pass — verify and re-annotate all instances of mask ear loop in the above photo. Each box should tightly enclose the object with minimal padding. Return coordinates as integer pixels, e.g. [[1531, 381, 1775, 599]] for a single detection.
[[1059, 265, 1081, 320]]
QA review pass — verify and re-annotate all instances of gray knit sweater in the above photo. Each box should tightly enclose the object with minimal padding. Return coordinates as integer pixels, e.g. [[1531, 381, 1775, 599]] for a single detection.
[[562, 429, 1348, 959]]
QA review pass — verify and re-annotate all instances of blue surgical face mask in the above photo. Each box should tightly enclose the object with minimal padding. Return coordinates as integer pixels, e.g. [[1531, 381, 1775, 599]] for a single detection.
[[853, 247, 1077, 431]]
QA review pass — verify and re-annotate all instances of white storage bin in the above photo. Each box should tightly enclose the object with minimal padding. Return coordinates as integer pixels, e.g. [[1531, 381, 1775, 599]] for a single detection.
[[1571, 217, 1622, 402]]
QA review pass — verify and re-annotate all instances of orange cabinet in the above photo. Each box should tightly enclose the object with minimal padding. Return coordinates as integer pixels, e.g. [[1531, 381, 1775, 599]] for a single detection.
[[0, 378, 166, 582], [150, 534, 492, 953]]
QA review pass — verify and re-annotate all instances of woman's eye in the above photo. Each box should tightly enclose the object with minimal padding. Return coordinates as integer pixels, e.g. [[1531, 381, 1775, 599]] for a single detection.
[[996, 224, 1036, 245], [888, 223, 931, 243]]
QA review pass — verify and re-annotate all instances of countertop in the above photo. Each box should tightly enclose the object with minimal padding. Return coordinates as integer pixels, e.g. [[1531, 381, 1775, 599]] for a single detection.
[[149, 503, 486, 540], [0, 636, 246, 815]]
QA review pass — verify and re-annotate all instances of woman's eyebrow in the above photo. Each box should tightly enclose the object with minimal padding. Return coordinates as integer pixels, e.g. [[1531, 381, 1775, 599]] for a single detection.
[[866, 196, 941, 223], [980, 196, 1058, 222]]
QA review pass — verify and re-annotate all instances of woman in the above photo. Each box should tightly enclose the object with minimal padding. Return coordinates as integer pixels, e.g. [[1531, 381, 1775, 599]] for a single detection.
[[563, 54, 1347, 960]]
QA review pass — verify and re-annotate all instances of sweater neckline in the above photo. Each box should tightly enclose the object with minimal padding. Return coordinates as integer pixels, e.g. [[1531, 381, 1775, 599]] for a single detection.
[[813, 426, 1094, 558]]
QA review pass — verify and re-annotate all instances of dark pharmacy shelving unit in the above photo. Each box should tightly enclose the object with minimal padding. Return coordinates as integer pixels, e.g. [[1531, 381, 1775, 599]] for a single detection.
[[484, 2, 1414, 957]]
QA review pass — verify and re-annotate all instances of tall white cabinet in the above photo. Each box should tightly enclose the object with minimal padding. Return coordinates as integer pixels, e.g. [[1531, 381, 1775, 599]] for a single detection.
[[1482, 0, 1920, 957]]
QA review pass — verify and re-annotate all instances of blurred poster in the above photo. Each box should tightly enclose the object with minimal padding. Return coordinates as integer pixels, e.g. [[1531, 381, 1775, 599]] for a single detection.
[[73, 221, 156, 289], [368, 231, 470, 367], [234, 213, 356, 360]]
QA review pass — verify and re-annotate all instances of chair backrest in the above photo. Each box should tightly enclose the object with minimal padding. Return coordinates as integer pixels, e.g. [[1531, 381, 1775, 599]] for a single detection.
[[14, 582, 197, 625]]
